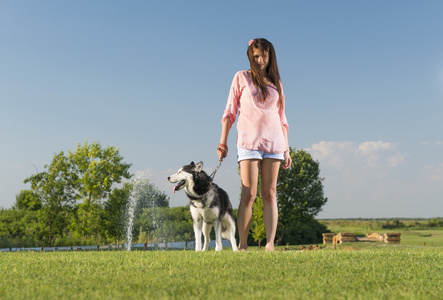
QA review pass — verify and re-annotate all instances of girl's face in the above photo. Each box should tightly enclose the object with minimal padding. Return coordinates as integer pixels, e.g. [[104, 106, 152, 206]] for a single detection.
[[252, 48, 269, 70]]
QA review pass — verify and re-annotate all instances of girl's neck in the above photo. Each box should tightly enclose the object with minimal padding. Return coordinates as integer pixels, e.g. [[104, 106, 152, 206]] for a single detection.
[[248, 70, 272, 85]]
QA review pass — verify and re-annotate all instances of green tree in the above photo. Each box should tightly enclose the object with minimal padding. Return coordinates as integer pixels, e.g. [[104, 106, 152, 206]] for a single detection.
[[24, 152, 76, 246], [68, 141, 132, 205], [165, 206, 193, 241], [135, 206, 193, 243], [133, 179, 169, 218], [276, 148, 328, 245], [0, 208, 41, 248], [68, 141, 132, 243], [14, 190, 42, 211], [24, 141, 132, 246], [103, 183, 131, 243], [129, 178, 170, 241], [278, 217, 329, 245]]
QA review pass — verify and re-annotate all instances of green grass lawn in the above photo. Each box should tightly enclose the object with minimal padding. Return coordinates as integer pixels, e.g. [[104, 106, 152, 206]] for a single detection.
[[399, 230, 443, 246], [2, 221, 442, 299], [1, 243, 442, 299]]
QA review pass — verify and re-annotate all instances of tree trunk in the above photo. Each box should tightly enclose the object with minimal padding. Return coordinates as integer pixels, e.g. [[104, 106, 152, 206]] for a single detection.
[[275, 224, 286, 245], [82, 212, 85, 245], [48, 221, 52, 247]]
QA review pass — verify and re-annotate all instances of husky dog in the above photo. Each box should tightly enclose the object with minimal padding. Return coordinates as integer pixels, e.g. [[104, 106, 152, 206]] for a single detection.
[[168, 161, 238, 252]]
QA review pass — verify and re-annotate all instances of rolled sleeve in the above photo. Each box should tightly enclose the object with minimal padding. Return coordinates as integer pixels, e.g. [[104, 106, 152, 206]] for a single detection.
[[279, 83, 289, 132], [221, 72, 242, 129]]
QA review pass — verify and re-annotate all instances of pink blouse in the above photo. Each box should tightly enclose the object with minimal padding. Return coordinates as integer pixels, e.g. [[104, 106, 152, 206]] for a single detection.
[[221, 70, 289, 153]]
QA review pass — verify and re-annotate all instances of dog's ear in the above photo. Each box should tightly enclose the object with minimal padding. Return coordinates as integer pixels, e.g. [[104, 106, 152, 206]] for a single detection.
[[195, 161, 203, 172], [190, 161, 195, 166]]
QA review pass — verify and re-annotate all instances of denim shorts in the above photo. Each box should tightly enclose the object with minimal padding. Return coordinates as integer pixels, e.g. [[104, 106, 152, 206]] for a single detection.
[[237, 147, 284, 162]]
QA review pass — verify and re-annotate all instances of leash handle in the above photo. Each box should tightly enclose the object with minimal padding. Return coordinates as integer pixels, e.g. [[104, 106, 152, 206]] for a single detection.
[[210, 160, 223, 181]]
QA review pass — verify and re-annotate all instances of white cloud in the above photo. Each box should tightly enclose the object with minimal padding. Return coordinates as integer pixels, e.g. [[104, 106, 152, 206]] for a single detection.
[[307, 141, 356, 168], [306, 141, 401, 170], [387, 153, 408, 167], [305, 141, 430, 218], [421, 163, 443, 182], [358, 141, 394, 154]]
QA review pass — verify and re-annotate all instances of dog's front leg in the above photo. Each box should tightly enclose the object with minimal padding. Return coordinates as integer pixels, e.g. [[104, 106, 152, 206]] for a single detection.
[[214, 220, 223, 251], [202, 222, 212, 251], [194, 219, 203, 252]]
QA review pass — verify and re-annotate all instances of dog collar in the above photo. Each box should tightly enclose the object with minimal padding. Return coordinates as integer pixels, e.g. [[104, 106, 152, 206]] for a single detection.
[[186, 192, 204, 201]]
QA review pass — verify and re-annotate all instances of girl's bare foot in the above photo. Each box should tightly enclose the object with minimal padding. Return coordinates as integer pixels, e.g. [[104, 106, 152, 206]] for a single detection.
[[265, 243, 274, 251]]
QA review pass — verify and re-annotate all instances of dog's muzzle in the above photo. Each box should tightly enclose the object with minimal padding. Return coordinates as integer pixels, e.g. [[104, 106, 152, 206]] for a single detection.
[[168, 176, 186, 194]]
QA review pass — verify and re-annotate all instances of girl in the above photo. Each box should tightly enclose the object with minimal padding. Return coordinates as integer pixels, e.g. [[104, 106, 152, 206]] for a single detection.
[[217, 38, 291, 251]]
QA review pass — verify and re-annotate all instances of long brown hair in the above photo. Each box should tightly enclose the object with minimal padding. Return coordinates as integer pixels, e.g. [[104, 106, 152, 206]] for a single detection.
[[247, 38, 282, 106]]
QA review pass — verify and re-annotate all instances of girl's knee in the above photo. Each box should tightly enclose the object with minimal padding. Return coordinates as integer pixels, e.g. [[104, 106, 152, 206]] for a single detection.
[[261, 188, 277, 203], [241, 188, 257, 205]]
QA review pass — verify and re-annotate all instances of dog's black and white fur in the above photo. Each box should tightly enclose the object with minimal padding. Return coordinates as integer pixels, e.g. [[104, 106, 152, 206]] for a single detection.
[[168, 161, 238, 252]]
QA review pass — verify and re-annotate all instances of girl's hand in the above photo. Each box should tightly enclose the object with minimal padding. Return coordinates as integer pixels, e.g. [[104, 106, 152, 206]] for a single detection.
[[282, 150, 291, 169], [217, 143, 228, 160]]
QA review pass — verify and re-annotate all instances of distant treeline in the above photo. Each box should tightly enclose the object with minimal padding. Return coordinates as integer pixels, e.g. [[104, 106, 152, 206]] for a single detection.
[[320, 218, 443, 221], [320, 218, 443, 229], [320, 218, 443, 237]]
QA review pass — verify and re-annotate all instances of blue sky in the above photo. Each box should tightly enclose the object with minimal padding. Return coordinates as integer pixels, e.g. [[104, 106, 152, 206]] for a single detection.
[[1, 1, 442, 218]]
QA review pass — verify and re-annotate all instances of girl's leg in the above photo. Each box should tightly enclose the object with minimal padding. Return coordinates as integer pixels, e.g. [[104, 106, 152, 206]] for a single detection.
[[260, 158, 281, 251], [238, 159, 260, 250]]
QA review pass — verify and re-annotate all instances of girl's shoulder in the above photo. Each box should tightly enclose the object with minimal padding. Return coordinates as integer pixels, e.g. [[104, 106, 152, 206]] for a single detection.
[[232, 70, 251, 83], [233, 70, 249, 77]]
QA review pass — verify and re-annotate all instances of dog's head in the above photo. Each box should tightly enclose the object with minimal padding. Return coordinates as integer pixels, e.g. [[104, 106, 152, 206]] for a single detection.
[[167, 161, 204, 194]]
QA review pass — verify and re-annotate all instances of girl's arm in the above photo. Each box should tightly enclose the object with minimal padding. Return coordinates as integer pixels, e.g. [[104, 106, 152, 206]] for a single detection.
[[282, 125, 292, 169], [218, 118, 231, 160]]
